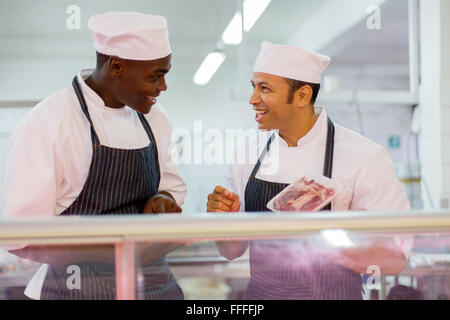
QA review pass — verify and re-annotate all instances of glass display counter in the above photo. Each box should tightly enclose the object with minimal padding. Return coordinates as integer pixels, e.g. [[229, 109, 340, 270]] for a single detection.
[[0, 210, 449, 300]]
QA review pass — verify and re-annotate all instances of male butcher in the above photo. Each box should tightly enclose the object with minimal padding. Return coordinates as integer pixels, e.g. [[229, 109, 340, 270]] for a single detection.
[[206, 41, 412, 300]]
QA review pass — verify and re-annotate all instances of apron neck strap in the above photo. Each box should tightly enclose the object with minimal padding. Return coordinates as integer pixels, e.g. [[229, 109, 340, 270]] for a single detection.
[[249, 133, 276, 179], [72, 76, 101, 145], [137, 113, 157, 143], [323, 116, 335, 179], [322, 117, 335, 211]]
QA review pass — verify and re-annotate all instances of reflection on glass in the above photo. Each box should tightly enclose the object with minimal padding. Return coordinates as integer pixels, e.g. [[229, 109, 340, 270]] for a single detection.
[[1, 231, 450, 300]]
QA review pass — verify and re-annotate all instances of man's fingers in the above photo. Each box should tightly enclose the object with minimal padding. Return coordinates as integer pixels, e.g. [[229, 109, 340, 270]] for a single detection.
[[214, 186, 238, 201], [230, 201, 240, 212], [156, 199, 166, 213], [208, 193, 233, 207], [151, 198, 170, 213], [207, 200, 231, 212], [206, 203, 228, 213], [159, 200, 182, 214], [165, 204, 181, 214], [213, 186, 229, 195], [208, 187, 240, 212], [210, 200, 230, 211], [223, 189, 239, 202], [172, 204, 182, 213]]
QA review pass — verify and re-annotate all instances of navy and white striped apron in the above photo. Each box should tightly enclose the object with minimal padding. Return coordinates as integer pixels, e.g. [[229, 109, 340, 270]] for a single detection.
[[40, 76, 183, 300], [243, 117, 362, 300]]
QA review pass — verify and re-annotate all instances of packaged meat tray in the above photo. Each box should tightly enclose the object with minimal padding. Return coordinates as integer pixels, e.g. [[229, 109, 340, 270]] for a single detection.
[[267, 176, 342, 212]]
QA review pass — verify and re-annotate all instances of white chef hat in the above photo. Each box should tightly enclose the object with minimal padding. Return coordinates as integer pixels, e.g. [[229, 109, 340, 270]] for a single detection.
[[88, 12, 172, 61], [253, 41, 331, 84]]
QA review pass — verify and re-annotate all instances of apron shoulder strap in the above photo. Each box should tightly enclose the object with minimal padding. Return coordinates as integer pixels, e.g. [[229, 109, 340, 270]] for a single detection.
[[323, 116, 335, 178], [72, 76, 101, 145], [137, 112, 161, 184], [322, 116, 335, 211], [249, 133, 276, 179], [137, 113, 157, 143]]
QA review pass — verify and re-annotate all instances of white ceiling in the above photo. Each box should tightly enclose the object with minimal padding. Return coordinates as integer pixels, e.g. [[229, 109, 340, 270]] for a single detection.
[[0, 0, 411, 129], [0, 0, 410, 71], [0, 0, 332, 61], [324, 0, 409, 66]]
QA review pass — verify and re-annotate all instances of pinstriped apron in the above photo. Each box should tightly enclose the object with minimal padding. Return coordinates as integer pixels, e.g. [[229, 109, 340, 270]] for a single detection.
[[40, 76, 183, 300], [243, 117, 363, 300]]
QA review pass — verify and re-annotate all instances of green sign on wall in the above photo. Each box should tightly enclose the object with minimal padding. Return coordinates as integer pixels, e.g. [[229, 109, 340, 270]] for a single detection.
[[388, 135, 401, 149]]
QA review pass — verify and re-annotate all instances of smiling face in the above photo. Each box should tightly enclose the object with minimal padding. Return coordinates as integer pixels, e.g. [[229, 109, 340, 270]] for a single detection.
[[110, 55, 171, 114], [250, 72, 299, 131]]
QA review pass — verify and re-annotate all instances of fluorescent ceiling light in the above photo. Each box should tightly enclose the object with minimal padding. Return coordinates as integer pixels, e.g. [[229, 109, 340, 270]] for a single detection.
[[222, 12, 243, 45], [193, 52, 226, 86], [244, 0, 271, 32]]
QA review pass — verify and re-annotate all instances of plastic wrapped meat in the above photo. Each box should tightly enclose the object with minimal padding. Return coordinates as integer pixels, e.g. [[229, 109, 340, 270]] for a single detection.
[[273, 177, 336, 212]]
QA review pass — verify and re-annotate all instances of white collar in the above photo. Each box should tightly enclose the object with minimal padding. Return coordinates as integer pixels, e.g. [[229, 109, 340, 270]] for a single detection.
[[77, 70, 129, 115], [276, 106, 327, 148]]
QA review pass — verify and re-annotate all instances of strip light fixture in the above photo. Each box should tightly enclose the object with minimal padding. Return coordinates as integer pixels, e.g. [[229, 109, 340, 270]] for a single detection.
[[222, 0, 272, 45], [222, 11, 243, 45], [194, 0, 271, 85], [243, 0, 272, 32], [193, 51, 226, 86]]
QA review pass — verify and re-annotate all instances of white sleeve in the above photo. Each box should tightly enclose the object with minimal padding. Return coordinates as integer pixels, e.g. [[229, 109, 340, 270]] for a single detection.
[[158, 144, 187, 206], [351, 148, 412, 257], [223, 136, 256, 212], [2, 120, 60, 219], [223, 164, 246, 212], [153, 110, 187, 207], [351, 148, 410, 211]]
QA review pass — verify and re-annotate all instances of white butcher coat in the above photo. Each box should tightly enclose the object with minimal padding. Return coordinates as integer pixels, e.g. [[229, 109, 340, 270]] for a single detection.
[[2, 70, 187, 299], [224, 107, 413, 255]]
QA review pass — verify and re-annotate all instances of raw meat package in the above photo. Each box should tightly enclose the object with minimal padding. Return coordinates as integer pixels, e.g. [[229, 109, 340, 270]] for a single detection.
[[267, 176, 342, 212]]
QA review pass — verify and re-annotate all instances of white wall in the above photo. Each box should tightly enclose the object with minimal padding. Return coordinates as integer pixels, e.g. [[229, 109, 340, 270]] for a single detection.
[[417, 0, 450, 210]]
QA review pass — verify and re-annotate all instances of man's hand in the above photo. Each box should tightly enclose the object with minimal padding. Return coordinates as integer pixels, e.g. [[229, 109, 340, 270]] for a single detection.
[[143, 192, 182, 214], [327, 238, 407, 276], [207, 186, 247, 260], [138, 241, 189, 265], [207, 186, 240, 212]]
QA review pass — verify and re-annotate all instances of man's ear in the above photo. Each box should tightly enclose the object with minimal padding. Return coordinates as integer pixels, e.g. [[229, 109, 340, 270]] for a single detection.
[[296, 85, 313, 107], [108, 57, 124, 78]]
